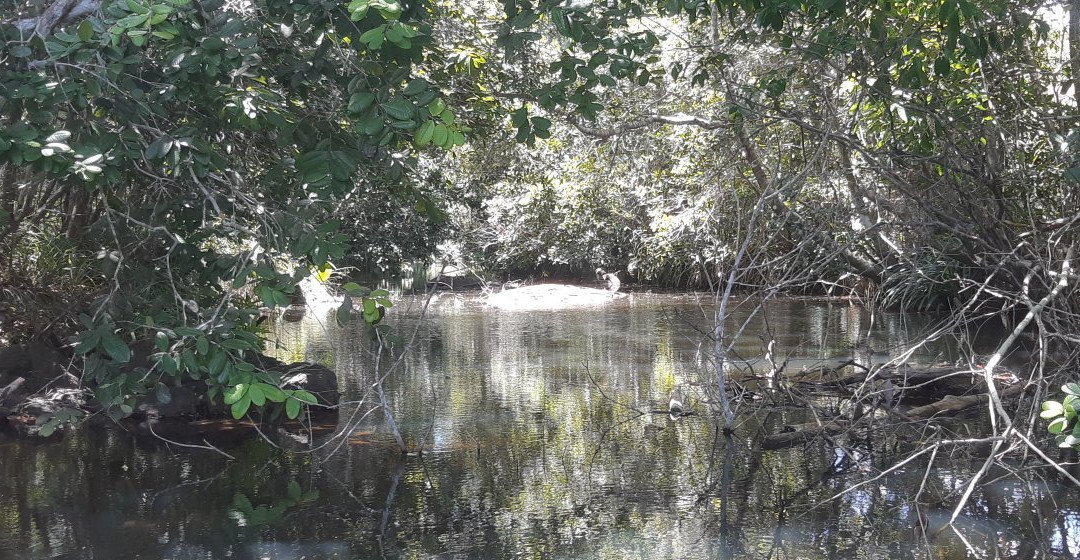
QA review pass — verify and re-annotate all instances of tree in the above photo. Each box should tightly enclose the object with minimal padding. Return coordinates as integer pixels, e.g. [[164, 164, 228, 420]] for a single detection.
[[0, 0, 463, 419]]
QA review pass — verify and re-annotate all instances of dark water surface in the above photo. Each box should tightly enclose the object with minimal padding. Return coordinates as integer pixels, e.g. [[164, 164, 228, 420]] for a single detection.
[[2, 294, 1078, 559]]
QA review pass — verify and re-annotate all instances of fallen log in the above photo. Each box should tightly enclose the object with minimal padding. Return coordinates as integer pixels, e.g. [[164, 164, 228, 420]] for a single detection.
[[762, 382, 1029, 450], [902, 382, 1027, 419], [763, 420, 847, 449], [787, 363, 1004, 401]]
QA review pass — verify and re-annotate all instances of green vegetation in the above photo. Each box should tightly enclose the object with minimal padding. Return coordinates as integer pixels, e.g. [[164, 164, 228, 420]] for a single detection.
[[2, 0, 1078, 428], [1042, 383, 1080, 450]]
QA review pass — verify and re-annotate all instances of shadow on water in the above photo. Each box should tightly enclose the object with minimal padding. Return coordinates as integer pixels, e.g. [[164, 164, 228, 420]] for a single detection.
[[1, 295, 1078, 558]]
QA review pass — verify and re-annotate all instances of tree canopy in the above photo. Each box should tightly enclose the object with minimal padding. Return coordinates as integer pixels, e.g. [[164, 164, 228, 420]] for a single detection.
[[2, 0, 1078, 424]]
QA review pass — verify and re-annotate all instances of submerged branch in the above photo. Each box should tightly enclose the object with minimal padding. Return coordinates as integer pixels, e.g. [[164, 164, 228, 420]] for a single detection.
[[763, 382, 1030, 450]]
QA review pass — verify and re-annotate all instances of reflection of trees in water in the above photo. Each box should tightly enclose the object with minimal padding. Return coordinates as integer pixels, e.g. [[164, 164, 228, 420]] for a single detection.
[[6, 298, 1080, 558]]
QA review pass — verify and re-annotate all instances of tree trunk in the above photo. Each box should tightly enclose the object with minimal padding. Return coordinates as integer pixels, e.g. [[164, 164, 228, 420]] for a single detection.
[[1070, 0, 1080, 98]]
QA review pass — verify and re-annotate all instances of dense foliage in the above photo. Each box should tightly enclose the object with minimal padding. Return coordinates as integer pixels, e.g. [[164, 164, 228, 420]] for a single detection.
[[447, 0, 1079, 306], [1, 0, 454, 418]]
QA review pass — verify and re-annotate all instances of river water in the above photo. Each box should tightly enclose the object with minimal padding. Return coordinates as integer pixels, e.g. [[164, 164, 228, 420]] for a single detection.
[[1, 293, 1077, 559]]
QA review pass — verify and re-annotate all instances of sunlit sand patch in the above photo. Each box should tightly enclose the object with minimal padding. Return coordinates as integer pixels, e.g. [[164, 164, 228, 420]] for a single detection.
[[486, 284, 627, 311]]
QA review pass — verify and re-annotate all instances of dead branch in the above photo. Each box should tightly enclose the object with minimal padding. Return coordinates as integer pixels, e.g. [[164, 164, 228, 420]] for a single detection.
[[571, 113, 726, 139], [10, 0, 102, 37], [762, 382, 1030, 450], [0, 377, 25, 400]]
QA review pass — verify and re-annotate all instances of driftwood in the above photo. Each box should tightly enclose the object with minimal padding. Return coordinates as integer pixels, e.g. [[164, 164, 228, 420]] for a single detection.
[[792, 362, 976, 389], [762, 382, 1029, 450], [902, 382, 1027, 419], [0, 377, 25, 399], [10, 0, 102, 36], [0, 377, 27, 417], [762, 420, 848, 449]]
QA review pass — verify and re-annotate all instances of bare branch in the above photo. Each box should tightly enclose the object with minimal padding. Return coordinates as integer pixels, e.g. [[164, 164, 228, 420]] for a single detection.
[[10, 0, 102, 37], [572, 113, 726, 139]]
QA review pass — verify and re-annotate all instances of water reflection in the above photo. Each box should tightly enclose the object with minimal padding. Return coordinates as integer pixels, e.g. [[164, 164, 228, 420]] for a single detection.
[[0, 295, 1077, 559]]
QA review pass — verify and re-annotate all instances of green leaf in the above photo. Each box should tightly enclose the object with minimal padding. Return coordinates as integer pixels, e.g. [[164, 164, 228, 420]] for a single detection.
[[175, 326, 202, 337], [427, 122, 446, 147], [126, 0, 150, 14], [412, 89, 437, 107], [116, 13, 149, 29], [248, 384, 266, 406], [376, 0, 402, 20], [231, 394, 252, 419], [336, 297, 353, 326], [347, 92, 375, 114], [1045, 416, 1062, 438], [348, 0, 370, 19], [1065, 395, 1078, 415], [358, 26, 385, 47], [101, 334, 131, 363], [1041, 400, 1064, 418], [403, 78, 428, 96], [219, 338, 252, 350], [38, 422, 56, 437], [271, 289, 290, 307], [933, 56, 951, 77], [78, 19, 94, 41], [262, 385, 286, 403], [1063, 383, 1080, 396], [208, 350, 227, 376], [196, 336, 209, 355], [181, 349, 199, 373], [416, 120, 435, 145], [293, 390, 318, 404], [155, 382, 172, 404], [382, 98, 414, 120], [155, 331, 170, 351], [428, 98, 446, 116], [160, 354, 179, 375], [45, 130, 71, 143], [224, 383, 246, 405], [286, 397, 301, 419]]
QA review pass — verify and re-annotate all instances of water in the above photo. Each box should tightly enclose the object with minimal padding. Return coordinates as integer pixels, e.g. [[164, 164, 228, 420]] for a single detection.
[[1, 294, 1077, 559]]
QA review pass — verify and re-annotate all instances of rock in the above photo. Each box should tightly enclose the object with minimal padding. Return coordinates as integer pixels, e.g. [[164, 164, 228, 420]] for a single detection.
[[0, 342, 73, 394], [254, 355, 339, 409], [0, 342, 79, 423], [289, 284, 306, 306], [281, 306, 306, 322], [17, 387, 88, 417], [134, 385, 199, 419], [280, 364, 339, 409]]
